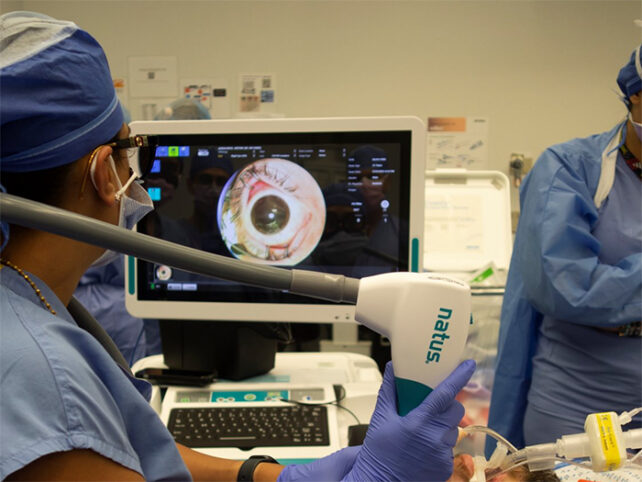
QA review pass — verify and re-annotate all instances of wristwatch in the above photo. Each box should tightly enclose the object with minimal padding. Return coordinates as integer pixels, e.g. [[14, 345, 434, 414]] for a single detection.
[[237, 455, 279, 481], [619, 321, 641, 337]]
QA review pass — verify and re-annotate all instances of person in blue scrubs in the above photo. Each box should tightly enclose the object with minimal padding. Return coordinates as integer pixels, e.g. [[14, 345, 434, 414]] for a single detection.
[[73, 97, 212, 365], [488, 45, 642, 449], [0, 11, 475, 481]]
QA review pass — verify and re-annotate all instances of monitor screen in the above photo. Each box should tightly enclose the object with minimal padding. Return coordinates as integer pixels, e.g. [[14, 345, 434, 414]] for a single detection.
[[125, 117, 425, 323]]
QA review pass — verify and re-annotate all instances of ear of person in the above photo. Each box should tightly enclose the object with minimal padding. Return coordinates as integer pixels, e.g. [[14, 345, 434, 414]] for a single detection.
[[90, 146, 119, 206]]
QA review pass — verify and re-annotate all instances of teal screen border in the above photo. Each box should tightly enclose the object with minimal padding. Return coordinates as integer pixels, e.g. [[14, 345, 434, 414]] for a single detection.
[[128, 256, 135, 295], [411, 237, 419, 272]]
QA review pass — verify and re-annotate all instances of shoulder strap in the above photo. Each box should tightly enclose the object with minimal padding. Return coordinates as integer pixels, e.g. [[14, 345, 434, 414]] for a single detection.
[[594, 123, 624, 209], [67, 296, 133, 375]]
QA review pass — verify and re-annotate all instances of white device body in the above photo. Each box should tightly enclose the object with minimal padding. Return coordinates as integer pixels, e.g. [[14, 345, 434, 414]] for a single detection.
[[355, 272, 471, 414]]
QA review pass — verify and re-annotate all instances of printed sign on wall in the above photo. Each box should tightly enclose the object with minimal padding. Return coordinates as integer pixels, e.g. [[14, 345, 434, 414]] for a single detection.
[[427, 117, 489, 169], [239, 74, 277, 113]]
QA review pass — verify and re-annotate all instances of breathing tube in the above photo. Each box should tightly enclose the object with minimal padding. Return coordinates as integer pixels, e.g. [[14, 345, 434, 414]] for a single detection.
[[458, 408, 642, 481]]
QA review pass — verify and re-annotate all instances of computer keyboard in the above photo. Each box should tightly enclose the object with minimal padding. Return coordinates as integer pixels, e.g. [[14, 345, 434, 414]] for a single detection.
[[168, 405, 330, 449]]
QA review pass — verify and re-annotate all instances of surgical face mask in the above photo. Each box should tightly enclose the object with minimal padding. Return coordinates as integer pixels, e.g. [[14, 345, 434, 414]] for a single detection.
[[90, 156, 154, 268], [629, 113, 642, 142]]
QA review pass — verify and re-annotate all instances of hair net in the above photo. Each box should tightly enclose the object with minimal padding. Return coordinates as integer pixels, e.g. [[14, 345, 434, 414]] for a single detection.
[[154, 97, 212, 121], [121, 104, 132, 125], [0, 11, 124, 173], [617, 44, 642, 101]]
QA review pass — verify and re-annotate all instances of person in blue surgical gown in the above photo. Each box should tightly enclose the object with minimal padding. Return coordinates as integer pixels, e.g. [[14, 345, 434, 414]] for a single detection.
[[488, 45, 642, 449]]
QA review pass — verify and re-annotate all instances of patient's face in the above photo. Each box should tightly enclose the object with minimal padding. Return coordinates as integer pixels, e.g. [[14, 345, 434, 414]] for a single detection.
[[448, 454, 559, 482], [449, 453, 475, 482]]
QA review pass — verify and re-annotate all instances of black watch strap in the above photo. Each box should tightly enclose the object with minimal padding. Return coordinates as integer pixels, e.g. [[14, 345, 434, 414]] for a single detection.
[[237, 455, 279, 481]]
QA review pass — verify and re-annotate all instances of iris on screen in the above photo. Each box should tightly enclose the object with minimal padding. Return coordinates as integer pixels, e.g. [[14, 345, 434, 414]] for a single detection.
[[217, 158, 325, 265]]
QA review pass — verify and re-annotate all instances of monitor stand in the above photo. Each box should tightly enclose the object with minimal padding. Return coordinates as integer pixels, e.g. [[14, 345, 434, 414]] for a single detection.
[[320, 323, 372, 356], [159, 320, 278, 380]]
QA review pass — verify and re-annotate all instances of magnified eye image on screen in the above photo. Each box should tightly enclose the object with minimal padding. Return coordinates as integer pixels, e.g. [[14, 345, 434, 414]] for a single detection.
[[129, 118, 421, 317], [218, 158, 326, 265]]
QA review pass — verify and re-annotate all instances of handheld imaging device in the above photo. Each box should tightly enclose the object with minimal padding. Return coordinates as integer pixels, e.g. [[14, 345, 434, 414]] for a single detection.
[[357, 272, 471, 415]]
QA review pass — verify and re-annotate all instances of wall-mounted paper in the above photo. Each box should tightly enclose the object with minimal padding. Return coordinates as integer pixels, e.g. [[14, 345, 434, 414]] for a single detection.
[[128, 97, 175, 121], [239, 73, 277, 113], [427, 117, 489, 169], [128, 56, 178, 98], [181, 78, 230, 118]]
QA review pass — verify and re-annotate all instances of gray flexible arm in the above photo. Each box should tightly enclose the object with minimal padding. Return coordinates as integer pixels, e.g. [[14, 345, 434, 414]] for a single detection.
[[0, 193, 359, 304], [290, 270, 360, 306]]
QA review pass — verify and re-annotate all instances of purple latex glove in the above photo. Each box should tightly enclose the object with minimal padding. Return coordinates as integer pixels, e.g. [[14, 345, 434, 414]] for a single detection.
[[343, 359, 476, 482], [277, 446, 360, 482]]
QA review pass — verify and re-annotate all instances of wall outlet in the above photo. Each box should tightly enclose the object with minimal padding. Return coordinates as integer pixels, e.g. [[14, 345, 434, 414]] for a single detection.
[[510, 152, 533, 174]]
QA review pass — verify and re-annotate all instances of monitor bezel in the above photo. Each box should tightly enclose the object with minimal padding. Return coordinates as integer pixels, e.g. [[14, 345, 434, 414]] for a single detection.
[[125, 116, 425, 323]]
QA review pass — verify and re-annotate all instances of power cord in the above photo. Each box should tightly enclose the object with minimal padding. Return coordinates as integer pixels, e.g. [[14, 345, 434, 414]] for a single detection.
[[129, 325, 146, 367], [279, 384, 362, 425]]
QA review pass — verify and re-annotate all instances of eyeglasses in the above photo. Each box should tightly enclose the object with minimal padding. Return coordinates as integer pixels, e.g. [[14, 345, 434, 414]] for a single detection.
[[107, 135, 159, 178], [79, 135, 159, 197]]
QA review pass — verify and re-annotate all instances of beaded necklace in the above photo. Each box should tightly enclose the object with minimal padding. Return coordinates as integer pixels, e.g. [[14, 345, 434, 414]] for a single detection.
[[0, 258, 57, 315]]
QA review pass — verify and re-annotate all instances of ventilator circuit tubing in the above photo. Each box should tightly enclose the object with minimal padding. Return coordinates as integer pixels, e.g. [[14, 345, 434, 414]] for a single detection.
[[459, 425, 520, 481], [0, 193, 360, 304], [459, 421, 642, 477], [461, 425, 519, 453]]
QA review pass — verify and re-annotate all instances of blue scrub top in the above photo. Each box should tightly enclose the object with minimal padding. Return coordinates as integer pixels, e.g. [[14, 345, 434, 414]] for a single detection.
[[0, 266, 191, 480], [75, 256, 149, 365], [525, 151, 642, 444], [488, 122, 642, 449]]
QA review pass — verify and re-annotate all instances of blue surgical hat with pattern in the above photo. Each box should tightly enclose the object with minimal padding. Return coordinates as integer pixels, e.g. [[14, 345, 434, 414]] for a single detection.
[[0, 11, 124, 173], [617, 44, 642, 103], [0, 11, 124, 251]]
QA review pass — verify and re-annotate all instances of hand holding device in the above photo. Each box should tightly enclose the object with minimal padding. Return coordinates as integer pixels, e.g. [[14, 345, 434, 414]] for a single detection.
[[276, 446, 360, 482], [343, 359, 476, 482]]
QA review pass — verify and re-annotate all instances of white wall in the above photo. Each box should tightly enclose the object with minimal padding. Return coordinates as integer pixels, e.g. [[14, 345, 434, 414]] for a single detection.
[[7, 0, 642, 210], [0, 1, 23, 12]]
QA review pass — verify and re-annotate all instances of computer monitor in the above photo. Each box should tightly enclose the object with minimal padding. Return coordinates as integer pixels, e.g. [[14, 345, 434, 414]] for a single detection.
[[124, 117, 425, 377]]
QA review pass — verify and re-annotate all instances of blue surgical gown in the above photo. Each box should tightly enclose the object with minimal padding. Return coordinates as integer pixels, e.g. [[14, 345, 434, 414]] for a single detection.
[[487, 121, 642, 449], [0, 266, 191, 480]]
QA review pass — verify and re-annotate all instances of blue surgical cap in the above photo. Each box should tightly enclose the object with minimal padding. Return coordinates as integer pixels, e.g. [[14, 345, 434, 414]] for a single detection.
[[0, 11, 124, 173], [617, 44, 642, 100]]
